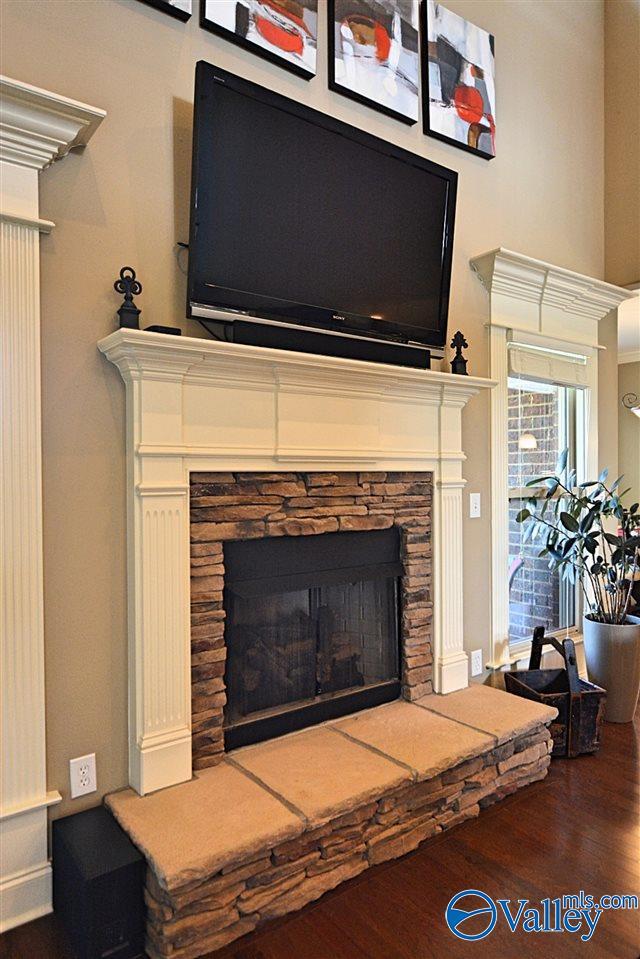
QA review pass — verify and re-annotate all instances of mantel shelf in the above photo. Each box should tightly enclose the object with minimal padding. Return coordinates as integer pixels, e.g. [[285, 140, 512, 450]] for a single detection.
[[98, 328, 497, 398]]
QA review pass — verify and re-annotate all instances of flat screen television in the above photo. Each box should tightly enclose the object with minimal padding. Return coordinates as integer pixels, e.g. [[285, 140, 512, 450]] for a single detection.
[[188, 61, 457, 357]]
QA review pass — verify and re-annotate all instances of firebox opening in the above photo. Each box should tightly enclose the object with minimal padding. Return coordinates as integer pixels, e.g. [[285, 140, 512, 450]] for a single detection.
[[223, 528, 402, 750]]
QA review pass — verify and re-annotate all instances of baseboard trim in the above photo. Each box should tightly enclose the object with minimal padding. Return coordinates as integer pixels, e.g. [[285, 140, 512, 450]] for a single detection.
[[0, 861, 52, 933]]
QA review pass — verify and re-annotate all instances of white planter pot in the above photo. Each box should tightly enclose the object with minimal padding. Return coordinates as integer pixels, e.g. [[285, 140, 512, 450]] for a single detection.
[[583, 615, 640, 723]]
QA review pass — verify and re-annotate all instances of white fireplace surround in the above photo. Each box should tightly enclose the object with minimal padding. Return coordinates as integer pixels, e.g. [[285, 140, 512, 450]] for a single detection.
[[99, 329, 495, 796]]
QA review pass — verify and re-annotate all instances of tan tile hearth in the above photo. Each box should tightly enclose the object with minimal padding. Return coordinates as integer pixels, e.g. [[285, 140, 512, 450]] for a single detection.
[[418, 683, 554, 744], [106, 762, 303, 891], [106, 687, 557, 959], [231, 725, 410, 826], [333, 700, 494, 780]]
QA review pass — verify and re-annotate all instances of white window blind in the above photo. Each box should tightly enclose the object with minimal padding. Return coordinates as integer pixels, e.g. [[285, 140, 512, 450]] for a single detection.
[[507, 334, 596, 389]]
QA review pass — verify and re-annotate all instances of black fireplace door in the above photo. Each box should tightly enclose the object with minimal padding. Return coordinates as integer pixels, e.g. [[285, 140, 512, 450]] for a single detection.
[[223, 528, 402, 749]]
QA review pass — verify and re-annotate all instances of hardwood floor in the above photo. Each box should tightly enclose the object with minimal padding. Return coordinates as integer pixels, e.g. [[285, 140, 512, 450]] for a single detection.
[[2, 712, 638, 959]]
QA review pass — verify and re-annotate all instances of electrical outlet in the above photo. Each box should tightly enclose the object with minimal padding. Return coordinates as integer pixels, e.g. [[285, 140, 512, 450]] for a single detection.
[[69, 753, 97, 799], [469, 493, 481, 519], [471, 649, 483, 677]]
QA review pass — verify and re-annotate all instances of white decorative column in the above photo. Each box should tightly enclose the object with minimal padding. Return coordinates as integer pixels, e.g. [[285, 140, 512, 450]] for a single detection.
[[123, 352, 194, 796], [99, 330, 495, 794], [470, 248, 634, 667], [487, 325, 510, 668], [431, 386, 479, 693], [0, 77, 104, 932]]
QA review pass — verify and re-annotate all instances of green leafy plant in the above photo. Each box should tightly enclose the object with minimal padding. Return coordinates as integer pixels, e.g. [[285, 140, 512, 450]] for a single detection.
[[515, 449, 640, 625]]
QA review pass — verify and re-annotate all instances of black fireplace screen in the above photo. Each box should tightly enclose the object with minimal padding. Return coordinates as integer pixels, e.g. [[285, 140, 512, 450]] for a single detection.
[[223, 529, 402, 749]]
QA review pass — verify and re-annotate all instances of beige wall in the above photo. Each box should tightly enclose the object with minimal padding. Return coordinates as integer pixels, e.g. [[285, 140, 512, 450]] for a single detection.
[[1, 0, 606, 815], [619, 362, 640, 500], [599, 312, 620, 480], [604, 0, 640, 286]]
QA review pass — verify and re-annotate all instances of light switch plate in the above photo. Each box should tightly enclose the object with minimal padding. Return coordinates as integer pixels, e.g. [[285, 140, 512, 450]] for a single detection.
[[471, 649, 483, 677], [469, 493, 481, 519], [69, 753, 97, 798]]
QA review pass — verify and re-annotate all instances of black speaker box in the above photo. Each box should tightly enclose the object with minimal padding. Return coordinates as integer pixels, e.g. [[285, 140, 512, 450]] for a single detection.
[[229, 320, 431, 369], [52, 806, 145, 959]]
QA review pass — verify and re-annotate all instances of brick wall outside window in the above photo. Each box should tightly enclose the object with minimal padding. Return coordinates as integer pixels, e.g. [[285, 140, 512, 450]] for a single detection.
[[507, 387, 562, 644]]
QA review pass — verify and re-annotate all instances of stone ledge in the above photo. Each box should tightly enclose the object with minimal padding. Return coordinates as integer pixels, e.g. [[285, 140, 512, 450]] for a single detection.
[[106, 763, 303, 891], [231, 725, 410, 826], [106, 688, 557, 958], [139, 722, 553, 959], [332, 700, 494, 781], [416, 682, 557, 744]]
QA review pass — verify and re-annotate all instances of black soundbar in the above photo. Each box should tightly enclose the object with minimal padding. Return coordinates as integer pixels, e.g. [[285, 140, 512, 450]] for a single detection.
[[224, 320, 431, 370]]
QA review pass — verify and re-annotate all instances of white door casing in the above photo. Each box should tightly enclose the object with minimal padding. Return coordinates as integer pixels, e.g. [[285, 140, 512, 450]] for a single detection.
[[470, 248, 634, 668], [0, 76, 105, 932]]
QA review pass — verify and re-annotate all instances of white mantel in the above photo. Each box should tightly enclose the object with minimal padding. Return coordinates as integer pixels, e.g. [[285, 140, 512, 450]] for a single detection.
[[0, 77, 104, 931], [99, 329, 495, 795]]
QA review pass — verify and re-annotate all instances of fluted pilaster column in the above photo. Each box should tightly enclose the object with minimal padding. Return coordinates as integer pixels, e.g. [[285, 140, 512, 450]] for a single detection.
[[0, 76, 104, 932]]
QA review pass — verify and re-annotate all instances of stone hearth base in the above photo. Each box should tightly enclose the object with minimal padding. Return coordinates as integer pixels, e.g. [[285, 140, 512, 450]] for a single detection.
[[106, 687, 557, 959]]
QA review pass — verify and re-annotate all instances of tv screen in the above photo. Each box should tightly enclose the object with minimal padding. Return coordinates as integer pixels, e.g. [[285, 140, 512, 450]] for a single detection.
[[188, 61, 457, 349]]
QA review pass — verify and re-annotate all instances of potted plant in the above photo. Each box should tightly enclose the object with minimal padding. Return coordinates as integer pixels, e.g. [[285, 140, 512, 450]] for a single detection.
[[516, 450, 640, 722]]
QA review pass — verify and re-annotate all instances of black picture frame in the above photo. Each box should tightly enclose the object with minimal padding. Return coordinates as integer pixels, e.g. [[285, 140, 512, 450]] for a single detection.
[[137, 0, 192, 22], [199, 1, 317, 81], [328, 0, 419, 126], [421, 0, 495, 161]]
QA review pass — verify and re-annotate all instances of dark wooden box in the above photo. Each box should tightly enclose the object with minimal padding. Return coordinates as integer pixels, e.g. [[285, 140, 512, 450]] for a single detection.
[[504, 628, 606, 757], [52, 806, 145, 959]]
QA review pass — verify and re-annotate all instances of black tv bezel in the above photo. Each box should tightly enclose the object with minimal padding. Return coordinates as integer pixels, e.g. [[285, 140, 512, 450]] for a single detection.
[[188, 61, 457, 350]]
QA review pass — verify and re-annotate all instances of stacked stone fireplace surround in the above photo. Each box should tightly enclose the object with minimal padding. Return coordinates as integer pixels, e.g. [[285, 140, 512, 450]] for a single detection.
[[190, 469, 435, 769]]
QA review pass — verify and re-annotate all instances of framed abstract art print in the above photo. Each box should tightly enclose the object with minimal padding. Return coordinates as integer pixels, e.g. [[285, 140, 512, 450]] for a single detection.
[[201, 1, 318, 80], [329, 0, 420, 124], [424, 1, 496, 159]]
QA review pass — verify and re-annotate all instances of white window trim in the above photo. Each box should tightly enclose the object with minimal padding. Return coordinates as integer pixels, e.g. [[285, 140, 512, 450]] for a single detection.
[[469, 248, 634, 670], [508, 628, 584, 669], [500, 338, 595, 665]]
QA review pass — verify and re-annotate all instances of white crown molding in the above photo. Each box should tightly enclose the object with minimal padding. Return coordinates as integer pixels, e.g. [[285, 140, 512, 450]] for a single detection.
[[470, 247, 633, 324], [99, 328, 495, 795], [0, 75, 105, 170]]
